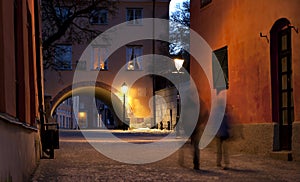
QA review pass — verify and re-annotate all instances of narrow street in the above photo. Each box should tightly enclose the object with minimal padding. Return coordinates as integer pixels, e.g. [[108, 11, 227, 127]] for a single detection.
[[30, 130, 300, 182]]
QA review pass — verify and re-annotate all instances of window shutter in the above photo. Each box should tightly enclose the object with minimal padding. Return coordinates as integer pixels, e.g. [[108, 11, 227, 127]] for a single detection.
[[212, 46, 228, 90]]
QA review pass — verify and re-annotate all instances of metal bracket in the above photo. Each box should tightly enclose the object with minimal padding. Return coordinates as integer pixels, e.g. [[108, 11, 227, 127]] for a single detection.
[[260, 32, 269, 43]]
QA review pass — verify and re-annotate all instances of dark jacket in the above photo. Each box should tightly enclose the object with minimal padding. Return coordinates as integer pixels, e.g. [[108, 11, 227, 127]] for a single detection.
[[216, 114, 230, 140]]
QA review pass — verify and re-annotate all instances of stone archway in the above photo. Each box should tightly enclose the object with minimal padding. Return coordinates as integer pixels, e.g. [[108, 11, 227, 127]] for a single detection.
[[47, 81, 124, 128]]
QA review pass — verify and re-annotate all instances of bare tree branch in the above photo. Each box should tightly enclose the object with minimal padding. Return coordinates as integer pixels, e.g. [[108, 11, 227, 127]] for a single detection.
[[71, 22, 100, 35], [42, 0, 119, 70]]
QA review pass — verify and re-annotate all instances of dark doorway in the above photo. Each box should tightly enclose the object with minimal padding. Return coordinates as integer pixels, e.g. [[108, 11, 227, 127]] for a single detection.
[[271, 18, 294, 151], [278, 28, 294, 150]]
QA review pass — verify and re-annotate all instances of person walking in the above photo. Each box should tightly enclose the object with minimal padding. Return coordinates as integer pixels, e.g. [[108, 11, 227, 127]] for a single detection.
[[216, 109, 231, 170], [179, 91, 208, 171]]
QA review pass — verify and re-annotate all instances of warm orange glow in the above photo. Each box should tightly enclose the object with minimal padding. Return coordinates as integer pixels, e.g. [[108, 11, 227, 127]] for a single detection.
[[78, 112, 86, 118]]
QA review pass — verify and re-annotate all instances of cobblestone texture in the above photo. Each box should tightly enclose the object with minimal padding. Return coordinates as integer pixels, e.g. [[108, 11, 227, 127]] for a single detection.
[[31, 130, 300, 182]]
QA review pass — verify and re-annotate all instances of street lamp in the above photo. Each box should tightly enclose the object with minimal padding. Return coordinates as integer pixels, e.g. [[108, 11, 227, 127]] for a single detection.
[[174, 58, 184, 73], [173, 58, 184, 136], [121, 82, 128, 130]]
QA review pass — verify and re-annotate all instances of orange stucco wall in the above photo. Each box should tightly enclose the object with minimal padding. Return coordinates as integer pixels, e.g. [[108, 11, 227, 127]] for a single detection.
[[0, 0, 16, 116], [190, 0, 300, 124], [0, 0, 41, 123], [0, 0, 43, 180]]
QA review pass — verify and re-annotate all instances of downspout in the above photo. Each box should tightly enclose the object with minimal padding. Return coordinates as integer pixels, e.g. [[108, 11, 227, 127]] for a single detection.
[[34, 0, 45, 130], [14, 0, 20, 119], [152, 0, 156, 128]]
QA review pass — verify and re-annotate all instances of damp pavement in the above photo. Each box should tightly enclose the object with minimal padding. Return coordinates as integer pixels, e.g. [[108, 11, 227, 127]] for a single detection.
[[30, 130, 300, 182]]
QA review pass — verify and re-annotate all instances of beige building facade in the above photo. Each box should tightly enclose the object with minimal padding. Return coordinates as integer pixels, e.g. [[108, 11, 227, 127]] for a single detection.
[[44, 0, 170, 129]]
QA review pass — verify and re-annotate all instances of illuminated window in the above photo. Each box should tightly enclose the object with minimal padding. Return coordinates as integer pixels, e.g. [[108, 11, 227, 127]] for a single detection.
[[126, 8, 143, 25], [212, 46, 228, 90], [78, 111, 87, 128], [126, 46, 142, 70], [54, 44, 72, 70], [90, 9, 108, 25], [91, 46, 109, 70], [201, 0, 212, 8]]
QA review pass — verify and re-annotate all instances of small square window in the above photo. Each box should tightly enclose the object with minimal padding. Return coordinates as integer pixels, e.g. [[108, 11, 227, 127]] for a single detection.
[[91, 46, 109, 71], [90, 9, 108, 25], [126, 46, 143, 70], [126, 8, 143, 25], [54, 45, 72, 70]]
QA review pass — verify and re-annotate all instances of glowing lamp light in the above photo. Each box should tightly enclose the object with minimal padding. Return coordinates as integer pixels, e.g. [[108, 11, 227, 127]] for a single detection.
[[78, 112, 86, 118], [174, 58, 184, 72], [121, 82, 128, 94], [121, 82, 128, 130]]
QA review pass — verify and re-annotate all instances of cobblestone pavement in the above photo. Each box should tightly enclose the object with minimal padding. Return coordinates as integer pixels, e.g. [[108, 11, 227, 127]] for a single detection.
[[31, 130, 300, 182]]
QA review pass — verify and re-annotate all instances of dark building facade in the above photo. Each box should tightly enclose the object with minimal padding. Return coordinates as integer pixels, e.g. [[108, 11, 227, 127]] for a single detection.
[[0, 0, 44, 180]]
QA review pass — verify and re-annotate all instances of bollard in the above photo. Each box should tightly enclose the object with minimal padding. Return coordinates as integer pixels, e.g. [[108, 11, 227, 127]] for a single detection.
[[167, 121, 171, 130], [160, 121, 163, 130]]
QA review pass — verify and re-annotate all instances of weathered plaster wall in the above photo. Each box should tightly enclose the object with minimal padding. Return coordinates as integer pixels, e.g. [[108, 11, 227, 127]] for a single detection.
[[190, 0, 300, 124], [0, 117, 40, 182], [190, 0, 300, 158]]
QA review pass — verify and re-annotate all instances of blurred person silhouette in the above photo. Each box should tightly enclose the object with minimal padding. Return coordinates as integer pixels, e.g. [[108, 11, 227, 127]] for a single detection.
[[190, 116, 203, 170], [216, 106, 232, 170], [178, 90, 208, 170]]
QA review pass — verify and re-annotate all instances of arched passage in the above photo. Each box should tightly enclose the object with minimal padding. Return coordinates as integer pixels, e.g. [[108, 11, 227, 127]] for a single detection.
[[49, 81, 124, 128]]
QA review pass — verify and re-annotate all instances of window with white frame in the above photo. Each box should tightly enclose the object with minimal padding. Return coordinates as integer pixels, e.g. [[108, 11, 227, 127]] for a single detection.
[[54, 44, 72, 70], [126, 8, 143, 25], [126, 46, 142, 70], [91, 46, 109, 70], [90, 9, 108, 25]]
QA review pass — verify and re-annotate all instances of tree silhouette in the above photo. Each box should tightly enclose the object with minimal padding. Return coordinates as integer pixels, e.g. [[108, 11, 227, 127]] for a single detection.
[[169, 0, 190, 73], [41, 0, 118, 70], [169, 0, 190, 55]]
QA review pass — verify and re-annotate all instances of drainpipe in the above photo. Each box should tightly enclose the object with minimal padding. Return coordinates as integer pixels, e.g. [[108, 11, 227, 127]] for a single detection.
[[34, 0, 45, 130], [152, 0, 156, 128]]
